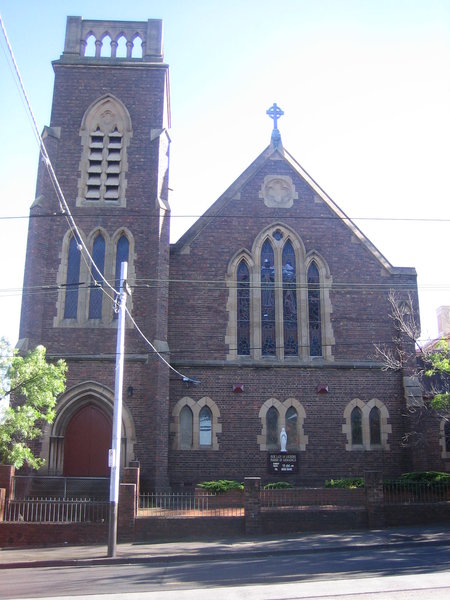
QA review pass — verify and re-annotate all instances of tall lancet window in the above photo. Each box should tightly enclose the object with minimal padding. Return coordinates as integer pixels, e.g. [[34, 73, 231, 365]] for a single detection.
[[261, 240, 276, 355], [308, 262, 322, 356], [237, 260, 250, 355], [88, 234, 105, 319], [64, 236, 81, 319], [114, 235, 129, 318], [282, 240, 298, 355]]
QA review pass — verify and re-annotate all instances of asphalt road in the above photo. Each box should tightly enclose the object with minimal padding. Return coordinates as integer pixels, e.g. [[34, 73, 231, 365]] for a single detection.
[[1, 541, 449, 599]]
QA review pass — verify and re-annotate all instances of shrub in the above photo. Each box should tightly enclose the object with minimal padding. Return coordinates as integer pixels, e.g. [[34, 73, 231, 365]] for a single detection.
[[197, 480, 244, 493], [398, 471, 450, 484], [264, 481, 293, 490], [325, 477, 364, 489]]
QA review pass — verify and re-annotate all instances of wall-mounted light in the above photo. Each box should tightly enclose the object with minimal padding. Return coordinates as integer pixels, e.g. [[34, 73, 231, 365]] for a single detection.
[[233, 383, 244, 393], [127, 386, 134, 397], [317, 384, 329, 394]]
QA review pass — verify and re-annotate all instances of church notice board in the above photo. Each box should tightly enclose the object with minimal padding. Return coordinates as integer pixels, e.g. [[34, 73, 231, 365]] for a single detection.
[[268, 453, 298, 474]]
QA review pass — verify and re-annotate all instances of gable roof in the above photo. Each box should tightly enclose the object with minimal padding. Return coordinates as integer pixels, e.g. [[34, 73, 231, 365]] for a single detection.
[[172, 139, 416, 276]]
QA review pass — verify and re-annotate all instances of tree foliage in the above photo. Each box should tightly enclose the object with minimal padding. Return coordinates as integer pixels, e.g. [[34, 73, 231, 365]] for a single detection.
[[0, 338, 67, 469]]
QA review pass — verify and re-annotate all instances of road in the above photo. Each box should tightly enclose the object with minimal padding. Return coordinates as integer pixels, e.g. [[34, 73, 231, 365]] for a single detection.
[[1, 541, 449, 599]]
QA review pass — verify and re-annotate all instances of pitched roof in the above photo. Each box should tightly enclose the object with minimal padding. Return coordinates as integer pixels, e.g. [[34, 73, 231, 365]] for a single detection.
[[171, 138, 416, 276]]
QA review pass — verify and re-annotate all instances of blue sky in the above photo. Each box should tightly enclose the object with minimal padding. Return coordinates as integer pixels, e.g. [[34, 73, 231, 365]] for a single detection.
[[0, 0, 449, 345]]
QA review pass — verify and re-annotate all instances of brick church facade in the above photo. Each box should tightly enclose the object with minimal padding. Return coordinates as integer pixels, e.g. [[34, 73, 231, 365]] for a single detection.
[[18, 17, 448, 490]]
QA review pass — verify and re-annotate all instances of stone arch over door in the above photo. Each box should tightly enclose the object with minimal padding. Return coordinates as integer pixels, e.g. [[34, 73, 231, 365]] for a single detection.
[[63, 402, 112, 476], [41, 381, 136, 475]]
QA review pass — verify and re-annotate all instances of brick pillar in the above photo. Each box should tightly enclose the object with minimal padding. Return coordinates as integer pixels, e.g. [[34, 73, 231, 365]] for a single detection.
[[118, 483, 136, 542], [244, 477, 262, 535], [365, 471, 385, 529], [0, 465, 15, 500], [122, 462, 140, 512]]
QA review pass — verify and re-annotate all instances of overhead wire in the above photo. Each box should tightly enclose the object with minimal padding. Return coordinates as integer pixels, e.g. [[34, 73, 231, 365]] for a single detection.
[[0, 13, 196, 383]]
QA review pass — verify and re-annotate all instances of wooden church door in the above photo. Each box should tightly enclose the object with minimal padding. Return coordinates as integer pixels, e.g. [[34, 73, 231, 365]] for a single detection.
[[63, 404, 112, 477]]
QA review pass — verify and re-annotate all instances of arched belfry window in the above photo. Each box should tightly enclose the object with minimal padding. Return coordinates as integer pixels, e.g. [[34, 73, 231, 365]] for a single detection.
[[64, 235, 81, 319], [237, 260, 250, 355], [88, 234, 105, 319], [282, 240, 298, 355], [261, 240, 276, 355], [308, 261, 322, 356], [77, 95, 132, 207]]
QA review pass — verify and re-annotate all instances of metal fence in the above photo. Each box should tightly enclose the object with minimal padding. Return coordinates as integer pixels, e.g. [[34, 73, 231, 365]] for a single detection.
[[139, 492, 244, 517], [383, 481, 450, 504], [12, 476, 109, 500], [5, 497, 109, 523]]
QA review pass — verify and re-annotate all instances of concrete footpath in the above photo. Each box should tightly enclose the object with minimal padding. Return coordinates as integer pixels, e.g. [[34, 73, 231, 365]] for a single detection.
[[0, 524, 449, 569]]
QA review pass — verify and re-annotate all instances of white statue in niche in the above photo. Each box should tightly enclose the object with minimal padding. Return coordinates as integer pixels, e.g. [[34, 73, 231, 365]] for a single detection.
[[280, 427, 287, 453]]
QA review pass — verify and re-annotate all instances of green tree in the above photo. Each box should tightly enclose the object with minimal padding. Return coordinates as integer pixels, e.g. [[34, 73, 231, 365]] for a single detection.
[[425, 339, 450, 410], [0, 338, 67, 469]]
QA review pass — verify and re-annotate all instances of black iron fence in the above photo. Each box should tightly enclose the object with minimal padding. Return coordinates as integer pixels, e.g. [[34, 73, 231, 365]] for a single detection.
[[5, 497, 109, 523], [383, 481, 450, 504], [139, 492, 244, 517]]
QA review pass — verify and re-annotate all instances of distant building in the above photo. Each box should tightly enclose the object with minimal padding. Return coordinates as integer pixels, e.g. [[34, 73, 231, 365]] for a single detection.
[[18, 17, 448, 489]]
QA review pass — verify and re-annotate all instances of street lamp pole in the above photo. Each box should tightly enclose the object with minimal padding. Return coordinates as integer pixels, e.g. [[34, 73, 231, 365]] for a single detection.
[[107, 261, 128, 558]]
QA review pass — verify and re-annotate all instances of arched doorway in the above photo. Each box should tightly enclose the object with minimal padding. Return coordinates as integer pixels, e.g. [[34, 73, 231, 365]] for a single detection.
[[63, 403, 112, 477]]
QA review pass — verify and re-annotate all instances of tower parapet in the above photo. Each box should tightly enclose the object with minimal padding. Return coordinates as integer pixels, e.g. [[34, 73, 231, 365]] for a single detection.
[[61, 16, 163, 62]]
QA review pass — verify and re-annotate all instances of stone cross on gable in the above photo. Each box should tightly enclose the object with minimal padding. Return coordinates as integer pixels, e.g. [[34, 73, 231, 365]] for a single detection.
[[266, 103, 284, 130]]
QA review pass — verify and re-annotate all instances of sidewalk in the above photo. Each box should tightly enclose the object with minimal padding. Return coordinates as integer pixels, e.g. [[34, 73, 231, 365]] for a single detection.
[[1, 524, 449, 569]]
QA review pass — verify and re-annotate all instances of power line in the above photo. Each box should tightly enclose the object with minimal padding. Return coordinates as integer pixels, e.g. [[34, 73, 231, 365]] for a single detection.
[[0, 14, 195, 384]]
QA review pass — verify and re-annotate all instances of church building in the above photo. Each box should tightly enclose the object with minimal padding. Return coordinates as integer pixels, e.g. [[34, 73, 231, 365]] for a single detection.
[[18, 17, 448, 490]]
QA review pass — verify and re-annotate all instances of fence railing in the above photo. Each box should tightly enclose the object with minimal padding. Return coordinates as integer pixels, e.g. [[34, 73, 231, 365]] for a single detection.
[[12, 476, 109, 500], [5, 497, 109, 523], [383, 481, 450, 504], [139, 492, 244, 517]]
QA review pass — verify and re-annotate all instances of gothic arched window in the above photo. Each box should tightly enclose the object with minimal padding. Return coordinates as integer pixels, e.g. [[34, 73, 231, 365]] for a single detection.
[[88, 234, 105, 319], [261, 240, 276, 355], [180, 405, 193, 449], [282, 240, 298, 355], [114, 235, 129, 318], [64, 236, 81, 319], [351, 407, 363, 445], [308, 261, 322, 356], [286, 406, 298, 448], [369, 406, 381, 446], [199, 406, 212, 446], [237, 260, 250, 355], [266, 406, 279, 448]]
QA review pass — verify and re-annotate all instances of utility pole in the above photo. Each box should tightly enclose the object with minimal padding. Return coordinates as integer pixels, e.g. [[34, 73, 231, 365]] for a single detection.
[[107, 261, 128, 558]]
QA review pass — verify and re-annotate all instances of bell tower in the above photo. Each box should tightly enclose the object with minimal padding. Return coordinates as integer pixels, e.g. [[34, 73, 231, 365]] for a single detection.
[[20, 17, 172, 489]]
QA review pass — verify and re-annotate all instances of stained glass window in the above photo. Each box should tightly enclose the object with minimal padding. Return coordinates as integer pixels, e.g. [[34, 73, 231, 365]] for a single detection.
[[88, 234, 105, 319], [308, 262, 322, 356], [369, 407, 381, 445], [351, 407, 363, 445], [286, 406, 298, 448], [237, 260, 250, 355], [261, 240, 276, 355], [282, 241, 298, 355], [199, 406, 212, 446], [114, 235, 129, 318], [64, 236, 81, 319], [266, 406, 278, 448], [180, 405, 193, 449]]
